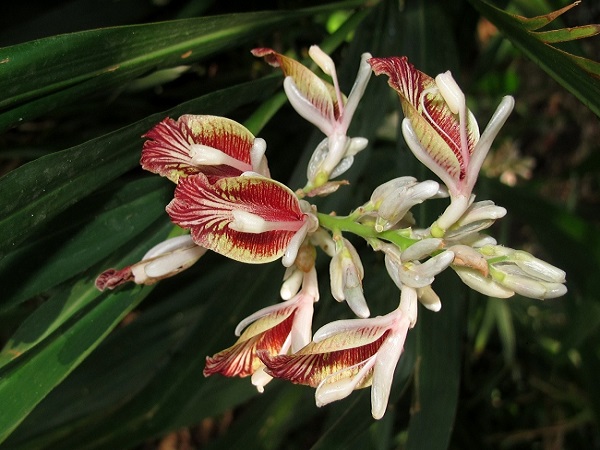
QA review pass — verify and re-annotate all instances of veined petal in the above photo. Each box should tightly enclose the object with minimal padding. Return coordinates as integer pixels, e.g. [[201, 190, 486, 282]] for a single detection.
[[204, 312, 295, 378], [252, 48, 342, 126], [370, 57, 480, 194], [260, 330, 389, 387], [141, 115, 255, 183], [167, 174, 306, 263]]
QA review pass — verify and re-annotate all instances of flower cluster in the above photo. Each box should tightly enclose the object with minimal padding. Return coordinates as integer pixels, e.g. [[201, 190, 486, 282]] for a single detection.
[[97, 47, 567, 419]]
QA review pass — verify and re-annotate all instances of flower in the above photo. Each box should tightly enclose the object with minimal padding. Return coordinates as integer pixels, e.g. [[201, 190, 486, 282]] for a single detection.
[[260, 304, 411, 419], [369, 56, 514, 235], [252, 46, 371, 191], [166, 173, 314, 264], [141, 114, 269, 183], [204, 267, 319, 392], [95, 234, 207, 290]]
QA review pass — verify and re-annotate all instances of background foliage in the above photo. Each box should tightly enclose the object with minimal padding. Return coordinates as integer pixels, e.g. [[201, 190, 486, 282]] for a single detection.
[[1, 0, 599, 448]]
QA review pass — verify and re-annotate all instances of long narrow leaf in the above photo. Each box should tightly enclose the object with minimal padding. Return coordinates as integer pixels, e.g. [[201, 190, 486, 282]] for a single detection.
[[468, 0, 600, 117]]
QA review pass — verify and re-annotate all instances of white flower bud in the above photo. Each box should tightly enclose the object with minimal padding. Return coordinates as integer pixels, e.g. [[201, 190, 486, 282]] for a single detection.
[[401, 238, 443, 262], [330, 238, 369, 318], [453, 266, 514, 298]]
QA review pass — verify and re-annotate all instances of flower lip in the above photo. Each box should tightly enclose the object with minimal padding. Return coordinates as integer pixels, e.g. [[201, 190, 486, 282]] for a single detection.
[[141, 115, 262, 183], [167, 173, 307, 264]]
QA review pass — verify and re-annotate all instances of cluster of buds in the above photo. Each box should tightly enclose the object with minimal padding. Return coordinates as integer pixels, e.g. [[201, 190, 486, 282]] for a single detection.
[[97, 47, 567, 419]]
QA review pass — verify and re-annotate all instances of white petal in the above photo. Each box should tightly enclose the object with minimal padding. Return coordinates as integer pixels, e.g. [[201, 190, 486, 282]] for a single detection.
[[454, 266, 514, 298], [280, 268, 304, 300], [315, 356, 375, 407], [142, 245, 206, 279], [142, 234, 195, 260], [251, 366, 273, 393], [284, 77, 334, 136], [371, 321, 409, 419], [401, 238, 443, 262]]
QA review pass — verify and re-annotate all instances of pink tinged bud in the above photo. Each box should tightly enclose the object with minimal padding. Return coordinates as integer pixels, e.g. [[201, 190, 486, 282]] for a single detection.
[[95, 235, 206, 291], [166, 173, 307, 264], [329, 238, 369, 318], [141, 115, 267, 183], [448, 244, 489, 277]]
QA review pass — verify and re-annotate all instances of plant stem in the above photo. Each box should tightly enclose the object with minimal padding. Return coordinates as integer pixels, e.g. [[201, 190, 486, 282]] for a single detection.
[[317, 212, 417, 250]]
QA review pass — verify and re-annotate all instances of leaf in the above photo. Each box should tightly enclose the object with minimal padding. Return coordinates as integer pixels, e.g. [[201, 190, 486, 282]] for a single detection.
[[468, 0, 600, 117], [534, 25, 600, 44], [406, 272, 463, 450], [4, 261, 282, 450], [0, 284, 152, 444], [0, 177, 172, 309], [0, 1, 367, 132]]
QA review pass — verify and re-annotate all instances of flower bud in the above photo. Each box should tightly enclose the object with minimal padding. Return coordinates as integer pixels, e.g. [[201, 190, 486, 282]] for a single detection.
[[453, 266, 514, 298], [401, 238, 443, 262], [370, 178, 439, 232], [329, 238, 369, 318]]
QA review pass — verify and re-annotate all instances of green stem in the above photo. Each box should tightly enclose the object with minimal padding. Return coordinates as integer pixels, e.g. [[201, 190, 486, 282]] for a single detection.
[[317, 212, 417, 250]]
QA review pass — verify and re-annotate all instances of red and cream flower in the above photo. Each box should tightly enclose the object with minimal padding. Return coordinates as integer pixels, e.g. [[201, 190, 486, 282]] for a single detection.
[[166, 173, 316, 265], [369, 56, 514, 235], [141, 114, 269, 183], [204, 267, 319, 392], [252, 46, 371, 191], [260, 303, 412, 419]]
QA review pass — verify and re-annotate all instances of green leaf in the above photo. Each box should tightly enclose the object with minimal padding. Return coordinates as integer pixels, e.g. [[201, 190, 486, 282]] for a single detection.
[[0, 1, 367, 132], [406, 272, 463, 450], [0, 177, 172, 309], [535, 25, 600, 44], [0, 285, 151, 444], [3, 260, 281, 449], [468, 0, 600, 117]]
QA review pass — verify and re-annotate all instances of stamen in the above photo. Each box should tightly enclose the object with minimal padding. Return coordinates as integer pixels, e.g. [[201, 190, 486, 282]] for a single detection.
[[229, 209, 304, 234], [190, 144, 252, 172], [309, 46, 345, 119]]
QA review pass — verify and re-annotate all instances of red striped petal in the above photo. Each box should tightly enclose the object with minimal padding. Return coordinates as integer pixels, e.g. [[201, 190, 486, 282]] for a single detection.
[[141, 115, 254, 183], [369, 57, 479, 183], [252, 47, 343, 122], [204, 312, 295, 378], [260, 331, 388, 387], [166, 174, 306, 263]]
